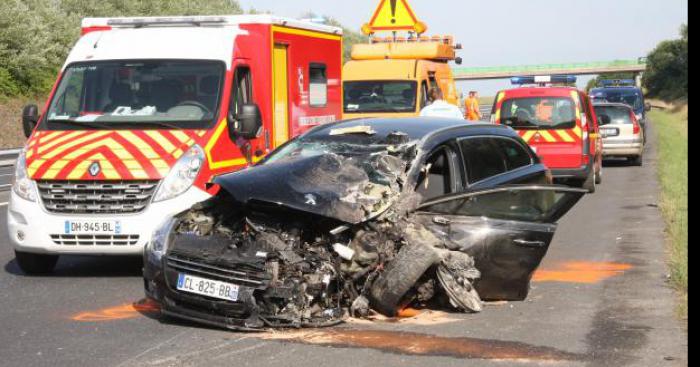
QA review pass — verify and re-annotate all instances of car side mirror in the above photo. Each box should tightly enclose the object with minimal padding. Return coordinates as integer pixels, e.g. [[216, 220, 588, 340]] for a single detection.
[[598, 114, 611, 126], [228, 104, 263, 141], [22, 104, 39, 138], [645, 102, 652, 112]]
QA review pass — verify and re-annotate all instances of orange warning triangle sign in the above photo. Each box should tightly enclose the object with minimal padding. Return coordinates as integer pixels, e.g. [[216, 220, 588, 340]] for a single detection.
[[363, 0, 427, 34]]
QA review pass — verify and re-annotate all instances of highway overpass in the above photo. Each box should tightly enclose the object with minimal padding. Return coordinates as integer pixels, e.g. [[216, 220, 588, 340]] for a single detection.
[[452, 59, 647, 81]]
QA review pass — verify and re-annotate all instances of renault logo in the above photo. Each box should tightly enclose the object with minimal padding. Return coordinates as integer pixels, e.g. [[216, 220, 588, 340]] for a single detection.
[[88, 162, 101, 177]]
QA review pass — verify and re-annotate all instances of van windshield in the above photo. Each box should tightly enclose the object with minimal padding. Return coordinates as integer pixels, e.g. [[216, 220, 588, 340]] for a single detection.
[[344, 81, 417, 113], [44, 60, 225, 129], [590, 89, 643, 112], [500, 97, 577, 130]]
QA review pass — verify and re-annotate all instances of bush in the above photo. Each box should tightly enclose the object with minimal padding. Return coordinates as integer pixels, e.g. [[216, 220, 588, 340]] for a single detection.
[[0, 0, 243, 98], [643, 25, 688, 101]]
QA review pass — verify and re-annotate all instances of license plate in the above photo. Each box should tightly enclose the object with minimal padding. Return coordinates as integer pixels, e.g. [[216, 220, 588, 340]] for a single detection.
[[64, 220, 121, 234], [177, 273, 239, 302], [602, 128, 619, 137]]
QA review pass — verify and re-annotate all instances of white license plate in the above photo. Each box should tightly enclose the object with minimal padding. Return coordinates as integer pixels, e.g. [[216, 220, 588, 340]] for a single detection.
[[177, 273, 239, 302], [602, 128, 619, 137], [64, 220, 121, 234]]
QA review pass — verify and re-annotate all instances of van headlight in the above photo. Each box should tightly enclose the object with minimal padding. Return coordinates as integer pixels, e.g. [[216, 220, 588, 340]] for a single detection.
[[146, 217, 178, 264], [12, 151, 37, 202], [153, 144, 204, 202]]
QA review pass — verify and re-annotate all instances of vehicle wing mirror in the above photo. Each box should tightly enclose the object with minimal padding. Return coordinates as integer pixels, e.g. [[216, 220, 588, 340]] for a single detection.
[[22, 104, 39, 138], [228, 104, 263, 141], [645, 102, 652, 112], [598, 114, 611, 126]]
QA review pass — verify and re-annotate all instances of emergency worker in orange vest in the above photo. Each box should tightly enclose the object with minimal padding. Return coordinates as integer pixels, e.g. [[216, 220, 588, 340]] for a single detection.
[[464, 91, 482, 121]]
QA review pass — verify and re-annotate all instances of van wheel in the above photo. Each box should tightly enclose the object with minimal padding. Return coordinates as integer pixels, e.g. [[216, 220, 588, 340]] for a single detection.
[[14, 251, 59, 275], [629, 155, 643, 166], [582, 171, 596, 193]]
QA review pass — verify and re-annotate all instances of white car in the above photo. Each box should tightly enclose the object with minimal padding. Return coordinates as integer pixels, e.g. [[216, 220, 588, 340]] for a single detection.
[[594, 103, 645, 166]]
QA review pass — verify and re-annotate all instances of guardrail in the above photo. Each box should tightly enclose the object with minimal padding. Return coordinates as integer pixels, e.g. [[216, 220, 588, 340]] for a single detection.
[[0, 148, 20, 167]]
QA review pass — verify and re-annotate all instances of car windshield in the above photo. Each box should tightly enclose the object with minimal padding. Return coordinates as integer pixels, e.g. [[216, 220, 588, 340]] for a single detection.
[[44, 60, 225, 129], [344, 81, 418, 113], [594, 105, 633, 125], [590, 89, 643, 111], [500, 97, 577, 130]]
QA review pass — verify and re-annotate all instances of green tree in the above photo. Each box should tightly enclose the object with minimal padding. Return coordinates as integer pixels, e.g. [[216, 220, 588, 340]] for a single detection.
[[0, 0, 243, 97], [643, 24, 688, 101]]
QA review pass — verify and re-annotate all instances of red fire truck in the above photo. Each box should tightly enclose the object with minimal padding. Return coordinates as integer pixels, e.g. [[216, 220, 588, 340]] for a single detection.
[[9, 15, 343, 273], [491, 76, 603, 193]]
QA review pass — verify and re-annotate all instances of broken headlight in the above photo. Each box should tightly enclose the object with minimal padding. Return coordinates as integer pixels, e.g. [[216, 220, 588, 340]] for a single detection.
[[146, 217, 178, 264], [12, 150, 37, 202], [153, 144, 204, 202]]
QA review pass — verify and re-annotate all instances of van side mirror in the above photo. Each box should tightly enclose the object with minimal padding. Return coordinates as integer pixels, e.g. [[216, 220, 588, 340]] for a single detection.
[[598, 114, 611, 126], [228, 104, 263, 141], [645, 102, 652, 112], [22, 104, 39, 138], [454, 57, 463, 65]]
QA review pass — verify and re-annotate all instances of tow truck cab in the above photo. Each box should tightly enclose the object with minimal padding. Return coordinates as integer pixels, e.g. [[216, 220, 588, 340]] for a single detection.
[[490, 76, 603, 192], [342, 36, 461, 119], [8, 15, 343, 274]]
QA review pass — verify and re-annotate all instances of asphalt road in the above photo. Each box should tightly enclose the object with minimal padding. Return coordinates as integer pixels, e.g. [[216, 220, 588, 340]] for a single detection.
[[0, 122, 687, 367]]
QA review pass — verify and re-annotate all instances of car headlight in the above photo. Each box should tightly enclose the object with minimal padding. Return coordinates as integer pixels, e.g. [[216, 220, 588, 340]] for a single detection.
[[146, 217, 178, 264], [153, 144, 204, 202], [12, 150, 37, 202]]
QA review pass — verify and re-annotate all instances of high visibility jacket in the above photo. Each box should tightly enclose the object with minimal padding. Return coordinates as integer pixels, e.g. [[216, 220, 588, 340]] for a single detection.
[[465, 97, 480, 120]]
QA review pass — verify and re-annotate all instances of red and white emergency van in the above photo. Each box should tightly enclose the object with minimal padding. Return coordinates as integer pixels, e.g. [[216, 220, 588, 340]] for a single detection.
[[491, 76, 603, 193], [8, 15, 343, 273]]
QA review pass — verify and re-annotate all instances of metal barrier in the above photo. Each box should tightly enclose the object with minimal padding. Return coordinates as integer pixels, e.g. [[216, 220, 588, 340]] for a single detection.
[[0, 148, 20, 167]]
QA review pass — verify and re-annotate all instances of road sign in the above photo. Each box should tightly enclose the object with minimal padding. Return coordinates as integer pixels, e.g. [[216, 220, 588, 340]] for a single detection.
[[362, 0, 427, 35]]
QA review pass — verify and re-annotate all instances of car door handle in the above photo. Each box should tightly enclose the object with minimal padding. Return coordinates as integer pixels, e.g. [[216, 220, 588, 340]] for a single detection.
[[514, 239, 547, 248], [433, 216, 451, 225]]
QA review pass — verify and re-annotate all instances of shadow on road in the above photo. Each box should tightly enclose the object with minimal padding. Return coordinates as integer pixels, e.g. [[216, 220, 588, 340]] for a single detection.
[[4, 255, 143, 278]]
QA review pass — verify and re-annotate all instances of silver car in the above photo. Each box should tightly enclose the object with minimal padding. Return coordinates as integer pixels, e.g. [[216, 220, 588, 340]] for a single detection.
[[594, 103, 645, 166]]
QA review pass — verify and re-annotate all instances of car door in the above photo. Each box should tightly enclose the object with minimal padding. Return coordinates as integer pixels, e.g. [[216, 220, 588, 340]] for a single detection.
[[414, 185, 586, 301]]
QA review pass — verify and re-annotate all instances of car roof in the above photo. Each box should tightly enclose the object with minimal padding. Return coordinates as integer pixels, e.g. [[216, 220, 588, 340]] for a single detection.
[[590, 86, 642, 92], [305, 118, 510, 141]]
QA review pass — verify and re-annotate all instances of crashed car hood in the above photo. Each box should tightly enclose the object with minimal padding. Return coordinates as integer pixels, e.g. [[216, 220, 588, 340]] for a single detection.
[[213, 153, 403, 224]]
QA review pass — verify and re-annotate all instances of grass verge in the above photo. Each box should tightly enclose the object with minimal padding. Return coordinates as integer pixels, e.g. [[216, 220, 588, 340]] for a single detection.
[[650, 106, 688, 318]]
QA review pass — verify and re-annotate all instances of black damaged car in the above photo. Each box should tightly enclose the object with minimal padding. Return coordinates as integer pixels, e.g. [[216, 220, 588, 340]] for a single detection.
[[143, 118, 586, 330]]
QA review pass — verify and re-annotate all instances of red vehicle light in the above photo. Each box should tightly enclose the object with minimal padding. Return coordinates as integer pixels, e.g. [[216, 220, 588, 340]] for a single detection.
[[630, 111, 641, 135]]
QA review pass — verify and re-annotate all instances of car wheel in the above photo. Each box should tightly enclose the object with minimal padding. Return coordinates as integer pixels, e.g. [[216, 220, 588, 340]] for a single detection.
[[14, 251, 59, 275], [369, 242, 443, 317], [629, 155, 643, 166]]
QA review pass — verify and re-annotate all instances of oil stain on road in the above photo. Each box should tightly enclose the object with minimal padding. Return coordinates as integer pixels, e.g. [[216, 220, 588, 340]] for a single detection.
[[71, 299, 160, 322], [261, 329, 587, 362], [533, 261, 633, 284]]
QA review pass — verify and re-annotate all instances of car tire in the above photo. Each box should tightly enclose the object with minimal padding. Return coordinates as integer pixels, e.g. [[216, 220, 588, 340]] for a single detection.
[[369, 242, 443, 317], [14, 251, 59, 275], [629, 155, 643, 166], [582, 170, 596, 193]]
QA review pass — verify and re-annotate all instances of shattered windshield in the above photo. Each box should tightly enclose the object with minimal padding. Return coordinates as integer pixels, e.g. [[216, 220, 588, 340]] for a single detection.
[[44, 60, 224, 129], [344, 81, 418, 113], [500, 97, 577, 130]]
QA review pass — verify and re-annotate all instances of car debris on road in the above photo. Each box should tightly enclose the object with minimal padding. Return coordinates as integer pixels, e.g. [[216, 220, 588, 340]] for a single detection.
[[144, 118, 586, 331]]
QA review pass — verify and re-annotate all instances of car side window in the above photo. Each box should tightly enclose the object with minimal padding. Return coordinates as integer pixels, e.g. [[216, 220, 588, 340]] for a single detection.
[[309, 63, 327, 107], [493, 138, 533, 171], [416, 146, 461, 201], [459, 137, 508, 184], [230, 66, 252, 117]]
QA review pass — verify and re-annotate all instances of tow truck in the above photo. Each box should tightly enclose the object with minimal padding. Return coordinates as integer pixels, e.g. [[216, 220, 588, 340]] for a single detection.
[[342, 0, 462, 119]]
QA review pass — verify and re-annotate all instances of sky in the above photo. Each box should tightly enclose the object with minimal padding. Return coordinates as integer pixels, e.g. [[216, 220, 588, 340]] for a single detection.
[[239, 0, 688, 95]]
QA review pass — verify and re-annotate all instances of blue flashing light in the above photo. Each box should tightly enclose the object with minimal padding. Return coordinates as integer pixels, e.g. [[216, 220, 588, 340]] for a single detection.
[[511, 75, 577, 86], [600, 79, 636, 87]]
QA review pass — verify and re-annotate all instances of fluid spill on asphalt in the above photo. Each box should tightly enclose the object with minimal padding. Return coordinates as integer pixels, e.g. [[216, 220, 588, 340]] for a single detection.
[[71, 299, 160, 322], [260, 329, 586, 362], [533, 261, 633, 284]]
